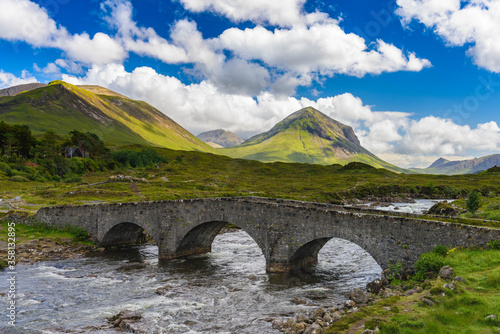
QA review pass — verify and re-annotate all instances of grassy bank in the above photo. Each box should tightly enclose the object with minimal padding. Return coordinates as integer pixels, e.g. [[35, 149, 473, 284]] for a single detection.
[[324, 246, 500, 334]]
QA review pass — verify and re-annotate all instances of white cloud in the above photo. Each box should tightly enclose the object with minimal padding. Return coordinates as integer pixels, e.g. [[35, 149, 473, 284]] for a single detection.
[[401, 116, 500, 155], [0, 0, 126, 65], [0, 70, 37, 89], [215, 23, 431, 78], [101, 0, 189, 64], [178, 0, 329, 27], [397, 0, 500, 72]]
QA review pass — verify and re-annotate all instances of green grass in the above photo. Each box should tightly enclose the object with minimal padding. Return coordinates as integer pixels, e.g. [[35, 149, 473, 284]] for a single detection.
[[324, 248, 500, 334], [0, 220, 92, 245]]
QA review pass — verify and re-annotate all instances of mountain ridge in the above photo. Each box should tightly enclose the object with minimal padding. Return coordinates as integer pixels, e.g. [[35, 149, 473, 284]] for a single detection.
[[221, 107, 405, 173], [411, 154, 500, 175], [0, 81, 214, 152]]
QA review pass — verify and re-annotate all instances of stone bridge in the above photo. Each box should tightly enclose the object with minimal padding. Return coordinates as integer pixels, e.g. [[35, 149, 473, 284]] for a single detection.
[[35, 197, 500, 272]]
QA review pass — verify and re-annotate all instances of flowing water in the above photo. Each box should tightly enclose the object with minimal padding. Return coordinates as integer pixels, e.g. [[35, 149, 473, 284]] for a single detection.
[[1, 231, 381, 333]]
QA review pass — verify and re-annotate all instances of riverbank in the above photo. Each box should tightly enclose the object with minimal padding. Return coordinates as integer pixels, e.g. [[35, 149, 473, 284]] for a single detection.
[[273, 246, 500, 334], [0, 217, 103, 268]]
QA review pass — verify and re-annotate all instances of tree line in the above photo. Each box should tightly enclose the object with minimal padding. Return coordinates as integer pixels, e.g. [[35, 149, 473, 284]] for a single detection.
[[0, 121, 166, 183]]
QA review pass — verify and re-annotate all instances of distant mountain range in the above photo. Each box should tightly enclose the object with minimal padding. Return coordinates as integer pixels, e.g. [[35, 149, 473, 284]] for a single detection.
[[0, 83, 47, 97], [410, 155, 500, 175], [220, 107, 405, 172], [197, 129, 244, 148], [0, 81, 213, 152]]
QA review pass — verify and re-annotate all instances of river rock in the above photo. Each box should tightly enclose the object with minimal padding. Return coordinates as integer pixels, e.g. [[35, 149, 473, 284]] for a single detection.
[[349, 288, 368, 304], [304, 323, 323, 334], [444, 283, 456, 290], [309, 307, 325, 321], [439, 266, 455, 280], [271, 319, 283, 330], [292, 321, 306, 331], [324, 311, 341, 323], [292, 296, 308, 305], [344, 300, 356, 308], [366, 278, 385, 294], [296, 313, 308, 323]]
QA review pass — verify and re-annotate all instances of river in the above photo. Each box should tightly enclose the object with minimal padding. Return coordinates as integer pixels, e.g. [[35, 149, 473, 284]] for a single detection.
[[1, 231, 380, 333]]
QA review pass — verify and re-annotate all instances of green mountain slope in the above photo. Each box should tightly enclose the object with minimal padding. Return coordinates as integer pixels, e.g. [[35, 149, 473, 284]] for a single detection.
[[0, 81, 214, 152], [221, 107, 405, 172], [410, 154, 500, 175]]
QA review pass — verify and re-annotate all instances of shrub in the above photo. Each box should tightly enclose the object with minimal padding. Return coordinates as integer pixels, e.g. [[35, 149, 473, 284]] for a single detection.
[[10, 175, 29, 182], [415, 252, 445, 277], [466, 191, 481, 214], [487, 239, 500, 249], [66, 226, 88, 241], [432, 245, 448, 256]]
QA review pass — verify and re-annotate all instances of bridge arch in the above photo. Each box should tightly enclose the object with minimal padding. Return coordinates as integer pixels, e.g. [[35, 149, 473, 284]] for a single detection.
[[287, 232, 391, 272], [172, 220, 269, 262], [100, 221, 158, 247]]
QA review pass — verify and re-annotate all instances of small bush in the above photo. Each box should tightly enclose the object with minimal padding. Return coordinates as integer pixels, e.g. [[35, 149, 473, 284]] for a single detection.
[[65, 226, 88, 241], [466, 191, 481, 214], [415, 252, 445, 277], [10, 175, 29, 182], [432, 245, 448, 256], [487, 239, 500, 249]]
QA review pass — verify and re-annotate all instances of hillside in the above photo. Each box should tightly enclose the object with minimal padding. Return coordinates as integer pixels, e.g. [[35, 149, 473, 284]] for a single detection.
[[197, 129, 244, 148], [0, 81, 214, 152], [221, 107, 405, 172], [411, 154, 500, 175]]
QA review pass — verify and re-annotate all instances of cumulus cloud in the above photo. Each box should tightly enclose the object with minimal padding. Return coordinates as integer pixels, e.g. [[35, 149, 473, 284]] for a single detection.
[[0, 70, 38, 89], [215, 23, 431, 78], [178, 0, 329, 27], [0, 0, 126, 65], [401, 116, 500, 155], [397, 0, 500, 72]]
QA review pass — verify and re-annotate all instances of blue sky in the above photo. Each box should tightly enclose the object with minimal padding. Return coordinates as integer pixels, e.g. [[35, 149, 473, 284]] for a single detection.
[[0, 0, 499, 168]]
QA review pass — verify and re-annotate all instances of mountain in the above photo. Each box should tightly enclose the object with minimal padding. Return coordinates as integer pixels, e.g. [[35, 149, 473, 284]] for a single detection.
[[197, 129, 244, 148], [0, 81, 213, 152], [0, 83, 47, 97], [221, 107, 404, 172], [411, 154, 500, 175]]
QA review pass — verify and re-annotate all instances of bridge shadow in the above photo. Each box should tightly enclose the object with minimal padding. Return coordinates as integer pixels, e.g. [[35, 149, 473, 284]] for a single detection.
[[100, 222, 155, 247]]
